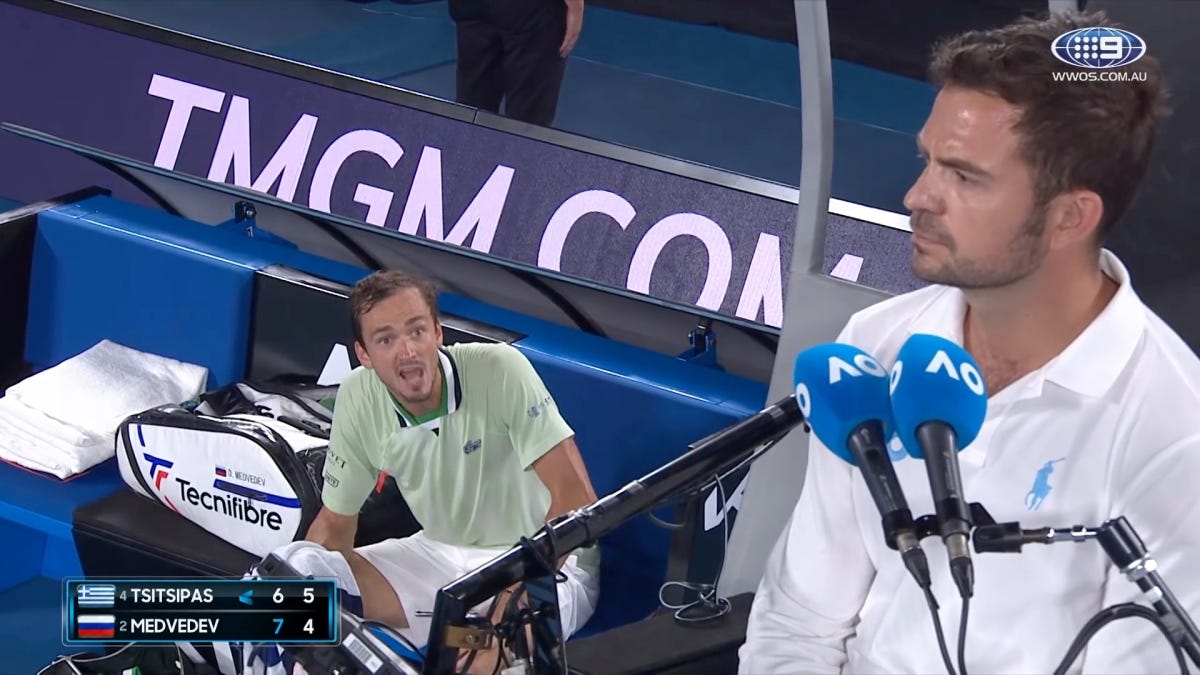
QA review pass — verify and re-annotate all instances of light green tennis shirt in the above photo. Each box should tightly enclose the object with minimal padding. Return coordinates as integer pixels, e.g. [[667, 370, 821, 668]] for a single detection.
[[322, 342, 599, 574]]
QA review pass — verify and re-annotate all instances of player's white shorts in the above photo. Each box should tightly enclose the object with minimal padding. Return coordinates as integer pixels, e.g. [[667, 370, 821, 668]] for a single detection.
[[357, 530, 599, 648]]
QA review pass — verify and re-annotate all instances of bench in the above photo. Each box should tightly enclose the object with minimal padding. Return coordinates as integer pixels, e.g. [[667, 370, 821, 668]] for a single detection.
[[0, 189, 129, 591]]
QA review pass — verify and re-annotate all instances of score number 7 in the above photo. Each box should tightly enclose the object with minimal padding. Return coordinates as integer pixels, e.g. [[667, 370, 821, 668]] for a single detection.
[[272, 617, 317, 635]]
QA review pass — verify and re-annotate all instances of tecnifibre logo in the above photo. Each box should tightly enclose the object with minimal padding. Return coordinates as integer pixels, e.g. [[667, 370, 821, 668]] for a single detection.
[[1050, 26, 1148, 82]]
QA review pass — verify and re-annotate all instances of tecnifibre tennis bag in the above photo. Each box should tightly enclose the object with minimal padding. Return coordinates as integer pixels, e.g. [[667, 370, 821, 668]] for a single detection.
[[116, 381, 416, 558]]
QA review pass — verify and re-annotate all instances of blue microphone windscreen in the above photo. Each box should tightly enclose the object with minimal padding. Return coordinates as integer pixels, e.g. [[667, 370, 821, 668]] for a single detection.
[[889, 334, 988, 458], [792, 343, 896, 465]]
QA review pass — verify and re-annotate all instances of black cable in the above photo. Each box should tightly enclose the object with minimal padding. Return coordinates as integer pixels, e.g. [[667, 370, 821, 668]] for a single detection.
[[656, 473, 733, 625], [519, 533, 569, 583], [556, 596, 569, 675], [957, 597, 970, 675], [644, 436, 784, 534], [522, 529, 571, 673], [646, 508, 688, 530], [489, 632, 507, 675], [686, 436, 783, 500], [645, 436, 787, 624], [456, 584, 512, 675], [1053, 603, 1190, 675], [922, 587, 958, 675], [458, 639, 480, 673]]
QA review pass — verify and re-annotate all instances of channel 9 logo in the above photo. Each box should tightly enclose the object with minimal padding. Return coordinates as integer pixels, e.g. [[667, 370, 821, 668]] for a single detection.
[[1051, 27, 1147, 69]]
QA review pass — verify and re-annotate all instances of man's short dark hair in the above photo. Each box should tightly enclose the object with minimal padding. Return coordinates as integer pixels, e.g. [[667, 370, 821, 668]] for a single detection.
[[929, 10, 1171, 241], [349, 270, 440, 344]]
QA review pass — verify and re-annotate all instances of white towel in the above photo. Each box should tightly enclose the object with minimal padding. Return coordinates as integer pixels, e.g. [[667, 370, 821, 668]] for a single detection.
[[5, 339, 209, 437], [0, 396, 102, 448], [0, 399, 112, 478]]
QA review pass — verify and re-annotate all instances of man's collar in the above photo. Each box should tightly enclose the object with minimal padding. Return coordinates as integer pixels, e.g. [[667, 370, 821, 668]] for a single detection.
[[439, 346, 464, 416], [906, 249, 1145, 397], [1042, 250, 1145, 397]]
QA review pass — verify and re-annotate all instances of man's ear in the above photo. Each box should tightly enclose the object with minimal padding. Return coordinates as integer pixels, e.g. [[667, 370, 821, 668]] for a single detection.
[[353, 340, 373, 370], [1047, 189, 1104, 251]]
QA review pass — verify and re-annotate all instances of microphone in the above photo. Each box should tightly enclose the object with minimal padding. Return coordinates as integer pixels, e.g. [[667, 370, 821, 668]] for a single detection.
[[889, 334, 988, 600], [793, 342, 932, 590]]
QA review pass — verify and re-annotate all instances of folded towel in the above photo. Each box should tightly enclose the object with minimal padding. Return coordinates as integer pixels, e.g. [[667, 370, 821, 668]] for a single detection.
[[0, 402, 113, 479], [0, 396, 103, 448], [0, 434, 111, 479], [5, 339, 208, 437]]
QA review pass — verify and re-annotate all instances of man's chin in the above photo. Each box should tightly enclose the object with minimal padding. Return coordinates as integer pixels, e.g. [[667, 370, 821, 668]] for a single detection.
[[910, 251, 940, 282], [911, 260, 957, 287], [393, 384, 435, 406]]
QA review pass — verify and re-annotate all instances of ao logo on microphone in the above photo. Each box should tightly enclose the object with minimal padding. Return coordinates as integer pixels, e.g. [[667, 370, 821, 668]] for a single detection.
[[795, 352, 887, 419], [890, 349, 986, 396]]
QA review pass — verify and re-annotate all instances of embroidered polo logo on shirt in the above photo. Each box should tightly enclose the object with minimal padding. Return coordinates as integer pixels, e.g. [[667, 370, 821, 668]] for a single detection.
[[527, 395, 552, 419], [1025, 458, 1067, 510], [463, 438, 482, 455]]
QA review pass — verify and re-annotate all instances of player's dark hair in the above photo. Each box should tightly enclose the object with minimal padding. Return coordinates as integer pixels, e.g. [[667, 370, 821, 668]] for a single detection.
[[349, 270, 440, 344], [929, 10, 1171, 241]]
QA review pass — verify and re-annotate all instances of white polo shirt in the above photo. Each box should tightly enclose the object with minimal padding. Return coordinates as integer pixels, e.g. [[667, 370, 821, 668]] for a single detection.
[[741, 250, 1200, 674]]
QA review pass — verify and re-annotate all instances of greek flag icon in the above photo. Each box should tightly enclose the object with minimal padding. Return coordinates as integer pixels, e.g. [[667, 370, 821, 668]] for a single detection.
[[76, 584, 116, 608]]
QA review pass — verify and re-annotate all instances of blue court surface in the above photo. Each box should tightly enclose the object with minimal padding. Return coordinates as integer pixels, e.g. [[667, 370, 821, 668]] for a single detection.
[[0, 576, 69, 674], [69, 0, 931, 213]]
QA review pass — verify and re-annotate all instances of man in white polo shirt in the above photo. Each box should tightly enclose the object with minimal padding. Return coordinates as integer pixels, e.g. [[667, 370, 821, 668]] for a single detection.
[[268, 269, 600, 673], [741, 11, 1200, 675]]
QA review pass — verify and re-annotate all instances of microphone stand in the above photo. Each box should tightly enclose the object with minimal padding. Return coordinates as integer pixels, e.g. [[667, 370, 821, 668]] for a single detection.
[[970, 509, 1200, 668], [421, 395, 805, 675]]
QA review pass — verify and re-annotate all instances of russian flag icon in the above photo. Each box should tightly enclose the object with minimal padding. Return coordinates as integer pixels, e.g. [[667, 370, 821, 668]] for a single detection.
[[215, 466, 227, 477], [77, 614, 115, 639]]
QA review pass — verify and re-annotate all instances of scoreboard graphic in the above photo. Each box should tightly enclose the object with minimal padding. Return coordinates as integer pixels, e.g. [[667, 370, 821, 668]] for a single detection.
[[63, 578, 339, 645]]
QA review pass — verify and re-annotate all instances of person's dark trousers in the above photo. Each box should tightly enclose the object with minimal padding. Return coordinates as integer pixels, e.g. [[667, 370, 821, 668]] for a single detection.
[[451, 0, 568, 127]]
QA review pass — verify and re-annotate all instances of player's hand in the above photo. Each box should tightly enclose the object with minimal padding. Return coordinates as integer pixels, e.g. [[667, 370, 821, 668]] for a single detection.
[[560, 0, 584, 58]]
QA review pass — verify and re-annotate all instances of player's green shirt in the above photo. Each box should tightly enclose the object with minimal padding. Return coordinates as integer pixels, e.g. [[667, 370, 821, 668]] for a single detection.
[[322, 342, 598, 574]]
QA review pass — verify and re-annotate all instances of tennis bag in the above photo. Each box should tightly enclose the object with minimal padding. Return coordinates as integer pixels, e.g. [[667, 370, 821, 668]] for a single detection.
[[37, 644, 219, 675], [115, 381, 418, 558]]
